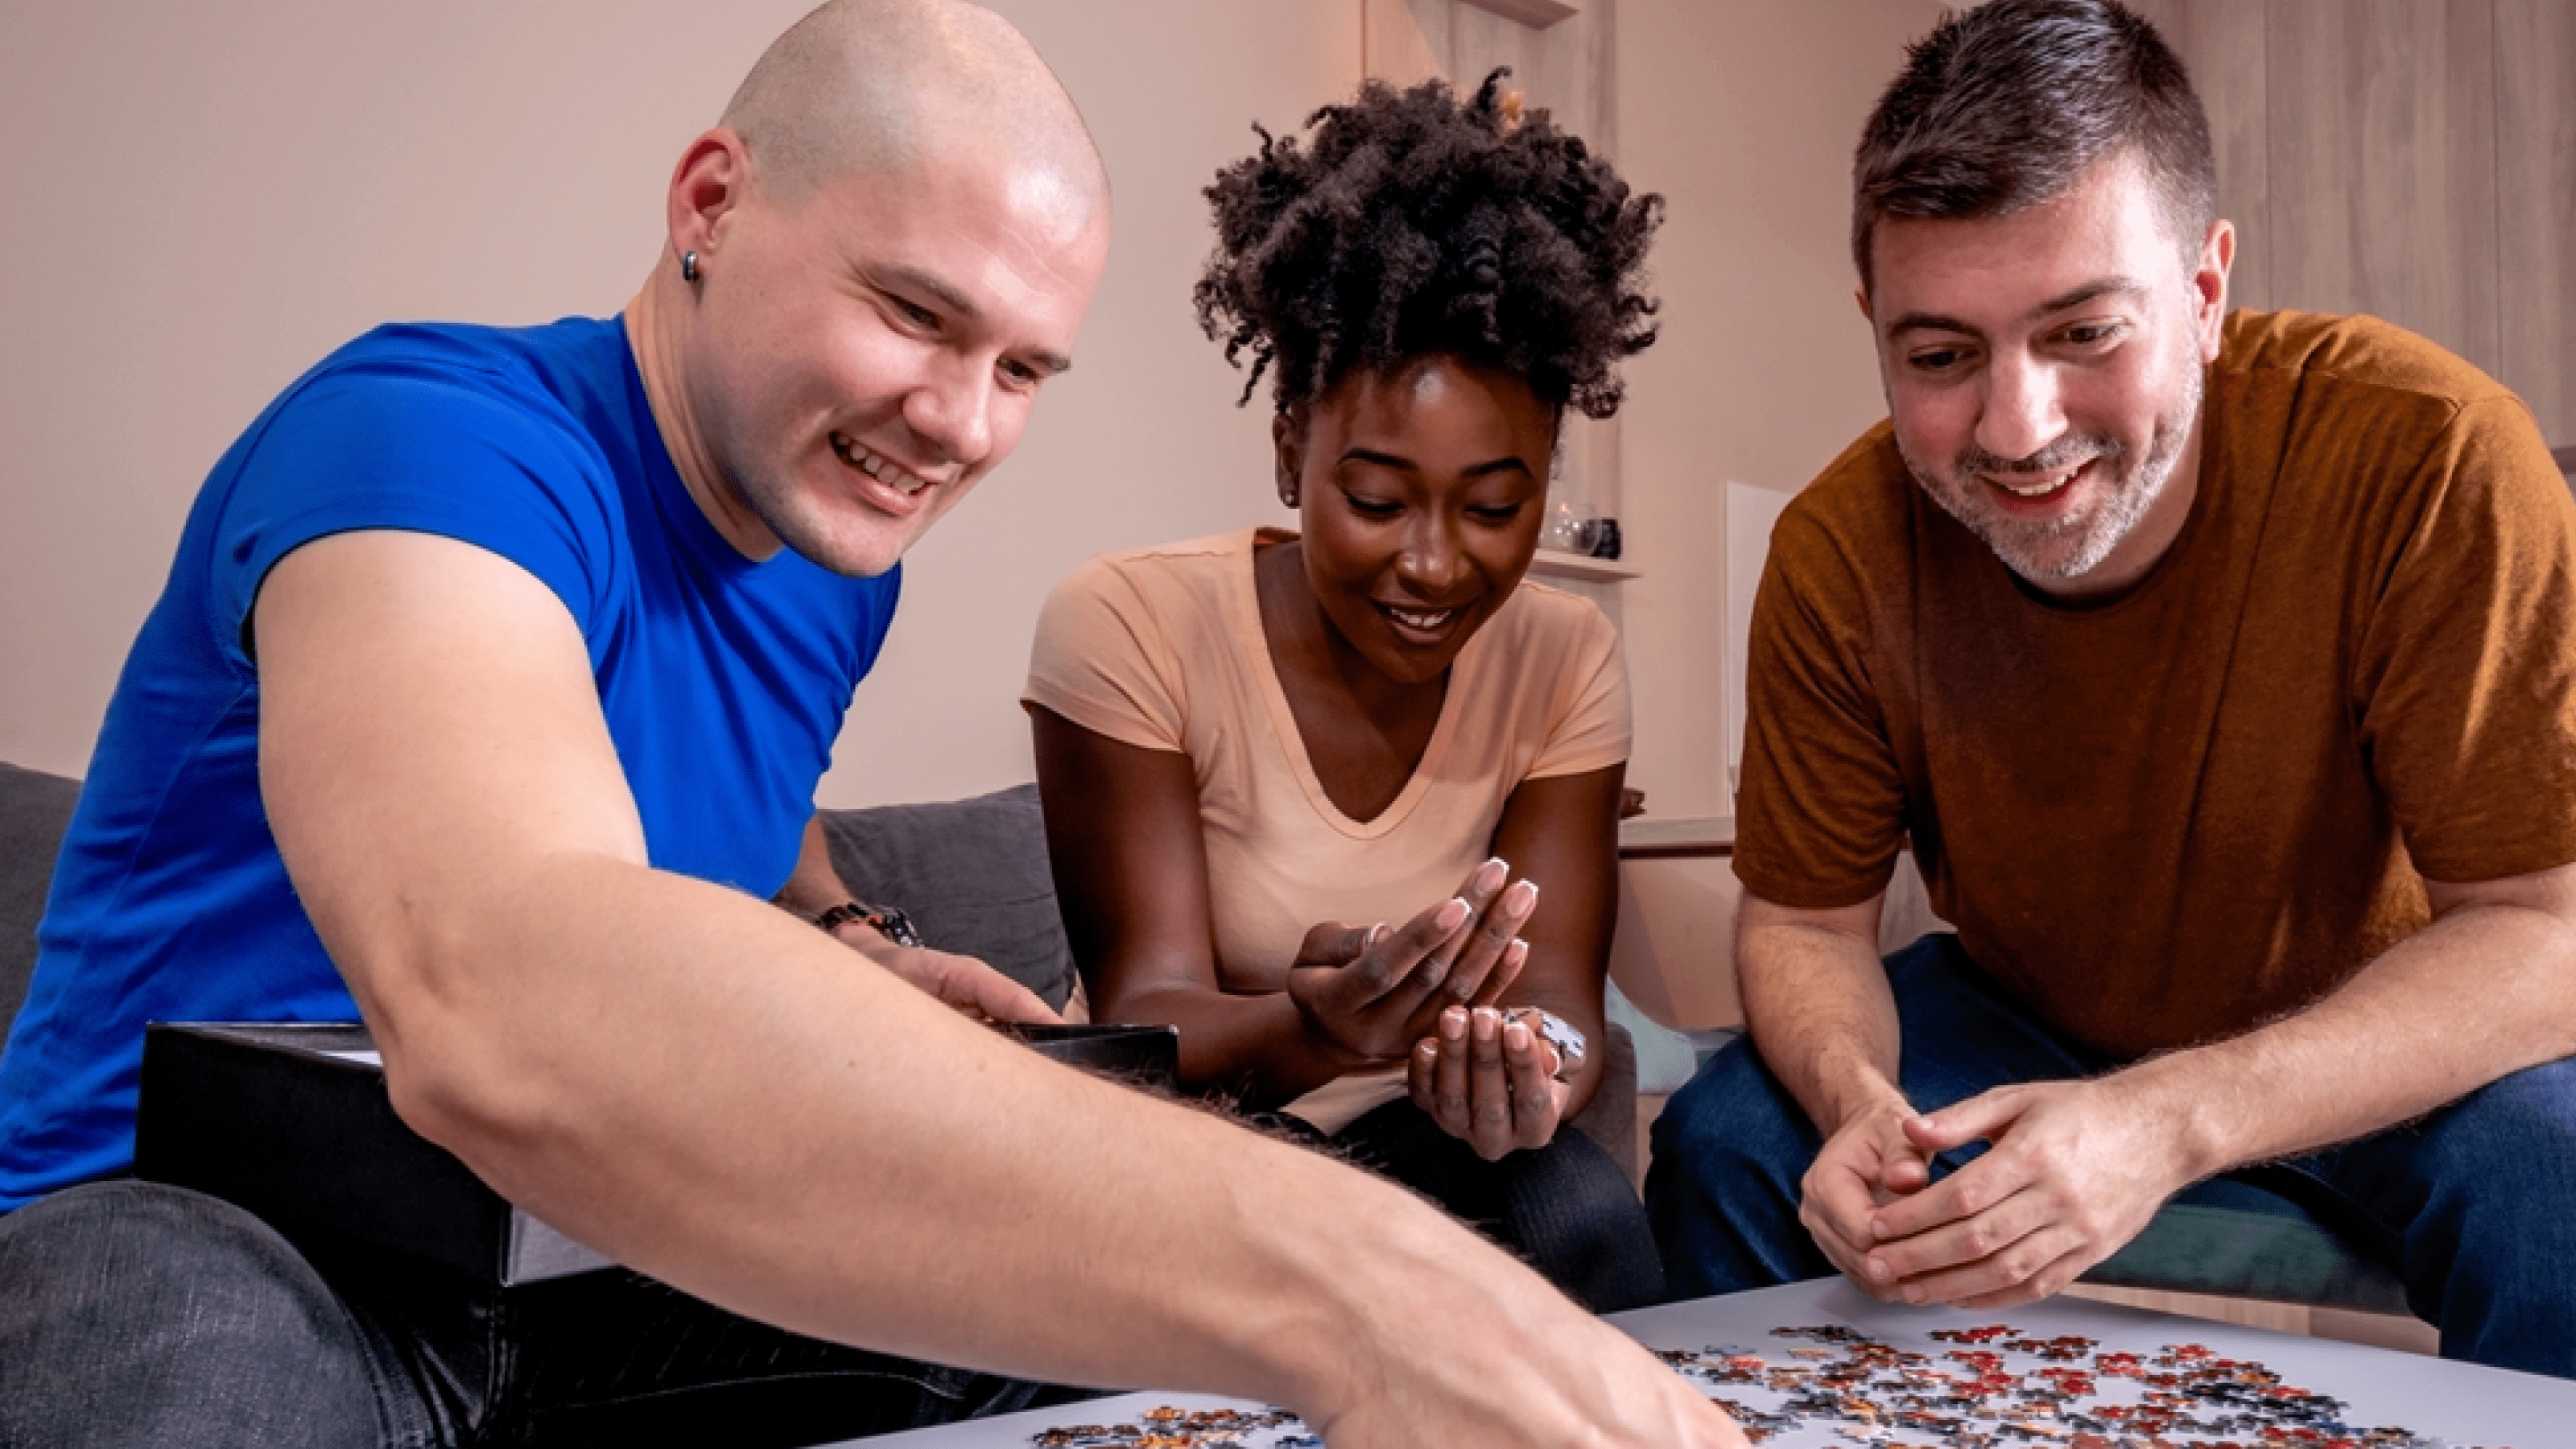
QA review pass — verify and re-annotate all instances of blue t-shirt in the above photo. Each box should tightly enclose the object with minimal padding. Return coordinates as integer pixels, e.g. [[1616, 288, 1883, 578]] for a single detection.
[[0, 317, 898, 1209]]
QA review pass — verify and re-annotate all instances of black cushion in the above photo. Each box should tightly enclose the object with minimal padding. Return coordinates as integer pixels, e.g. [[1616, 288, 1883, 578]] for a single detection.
[[815, 783, 1076, 1010], [0, 762, 81, 1034]]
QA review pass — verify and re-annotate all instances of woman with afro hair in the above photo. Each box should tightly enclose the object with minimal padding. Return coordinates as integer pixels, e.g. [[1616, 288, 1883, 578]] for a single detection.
[[1024, 72, 1664, 1310]]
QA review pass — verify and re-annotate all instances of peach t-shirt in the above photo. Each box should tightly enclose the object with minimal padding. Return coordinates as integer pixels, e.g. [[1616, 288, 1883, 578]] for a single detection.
[[1025, 528, 1629, 1129]]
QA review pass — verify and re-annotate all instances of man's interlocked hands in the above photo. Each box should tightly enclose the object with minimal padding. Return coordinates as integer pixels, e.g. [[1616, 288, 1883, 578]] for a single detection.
[[1806, 1075, 2190, 1311]]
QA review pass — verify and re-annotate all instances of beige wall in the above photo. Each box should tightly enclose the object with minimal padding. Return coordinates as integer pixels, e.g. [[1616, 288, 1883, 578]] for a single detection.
[[820, 3, 1360, 803], [0, 0, 1356, 802], [0, 0, 1944, 815], [1612, 0, 1934, 817]]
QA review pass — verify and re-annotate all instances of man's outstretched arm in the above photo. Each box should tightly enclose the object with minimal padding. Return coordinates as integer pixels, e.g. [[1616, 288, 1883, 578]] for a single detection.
[[256, 530, 1746, 1449], [1860, 865, 2576, 1309]]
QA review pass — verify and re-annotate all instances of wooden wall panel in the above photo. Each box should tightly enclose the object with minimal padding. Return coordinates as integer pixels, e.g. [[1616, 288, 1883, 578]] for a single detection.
[[1362, 0, 1446, 88], [2263, 1, 2500, 375], [1364, 0, 1611, 146], [2127, 0, 2273, 312], [2495, 0, 2576, 446]]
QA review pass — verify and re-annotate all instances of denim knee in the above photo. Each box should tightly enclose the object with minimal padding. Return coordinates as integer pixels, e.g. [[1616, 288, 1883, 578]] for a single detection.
[[1644, 1037, 1833, 1296], [0, 1181, 387, 1448], [2380, 1058, 2576, 1375]]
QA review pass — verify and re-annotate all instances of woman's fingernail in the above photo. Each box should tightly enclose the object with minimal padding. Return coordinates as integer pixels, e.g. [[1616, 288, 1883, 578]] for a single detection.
[[1438, 898, 1470, 931], [1505, 879, 1538, 913]]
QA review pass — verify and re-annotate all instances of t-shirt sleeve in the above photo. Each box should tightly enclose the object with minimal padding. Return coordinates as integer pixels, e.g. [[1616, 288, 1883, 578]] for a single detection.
[[2354, 394, 2576, 883], [1732, 507, 1909, 909], [1526, 600, 1631, 778], [208, 360, 617, 667], [1022, 554, 1190, 753]]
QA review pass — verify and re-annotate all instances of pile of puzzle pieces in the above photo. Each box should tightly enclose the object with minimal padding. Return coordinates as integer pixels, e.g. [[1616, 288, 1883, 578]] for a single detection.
[[1023, 1322, 2519, 1449]]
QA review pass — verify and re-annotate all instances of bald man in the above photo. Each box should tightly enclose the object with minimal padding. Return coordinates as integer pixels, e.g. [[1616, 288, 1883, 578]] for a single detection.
[[0, 5, 1747, 1447]]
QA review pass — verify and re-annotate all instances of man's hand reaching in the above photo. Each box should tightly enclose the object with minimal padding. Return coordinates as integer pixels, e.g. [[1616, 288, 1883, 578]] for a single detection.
[[830, 927, 1061, 1026]]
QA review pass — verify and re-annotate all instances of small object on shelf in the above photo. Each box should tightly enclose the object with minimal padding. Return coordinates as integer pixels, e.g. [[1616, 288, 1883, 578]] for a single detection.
[[1591, 518, 1622, 559], [1528, 547, 1640, 582], [1540, 497, 1601, 555]]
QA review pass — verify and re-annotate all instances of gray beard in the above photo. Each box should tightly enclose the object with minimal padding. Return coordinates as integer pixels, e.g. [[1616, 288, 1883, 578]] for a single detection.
[[1904, 361, 2202, 584]]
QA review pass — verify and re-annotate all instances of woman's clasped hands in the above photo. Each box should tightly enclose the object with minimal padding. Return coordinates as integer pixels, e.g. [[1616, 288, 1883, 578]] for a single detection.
[[1284, 857, 1571, 1158]]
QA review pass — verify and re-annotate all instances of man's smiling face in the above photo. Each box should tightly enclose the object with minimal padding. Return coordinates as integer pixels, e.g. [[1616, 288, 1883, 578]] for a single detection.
[[686, 145, 1108, 578], [1865, 150, 2229, 598]]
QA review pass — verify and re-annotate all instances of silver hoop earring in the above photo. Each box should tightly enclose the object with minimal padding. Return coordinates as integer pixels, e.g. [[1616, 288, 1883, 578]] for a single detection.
[[681, 251, 701, 284]]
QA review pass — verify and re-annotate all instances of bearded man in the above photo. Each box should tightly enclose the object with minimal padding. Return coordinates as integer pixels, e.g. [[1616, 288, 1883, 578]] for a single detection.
[[1646, 0, 2576, 1381]]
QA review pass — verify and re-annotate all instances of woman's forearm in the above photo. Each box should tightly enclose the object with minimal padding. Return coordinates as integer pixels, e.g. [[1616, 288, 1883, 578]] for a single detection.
[[1097, 978, 1373, 1106]]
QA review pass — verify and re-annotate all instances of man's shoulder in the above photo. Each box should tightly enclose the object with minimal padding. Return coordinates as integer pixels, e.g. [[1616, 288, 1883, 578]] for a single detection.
[[242, 316, 642, 513], [265, 316, 611, 440], [2218, 309, 2514, 413], [314, 315, 624, 380], [1769, 421, 1921, 592]]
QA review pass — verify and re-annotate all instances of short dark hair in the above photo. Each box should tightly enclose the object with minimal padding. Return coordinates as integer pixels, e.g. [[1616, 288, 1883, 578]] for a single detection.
[[1852, 0, 2215, 294], [1195, 69, 1662, 419]]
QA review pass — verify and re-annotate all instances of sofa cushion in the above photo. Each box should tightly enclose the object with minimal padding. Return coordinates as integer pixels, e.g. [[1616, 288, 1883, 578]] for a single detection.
[[815, 783, 1077, 1010], [0, 762, 81, 1036], [0, 767, 1080, 1029], [2082, 1170, 2413, 1315]]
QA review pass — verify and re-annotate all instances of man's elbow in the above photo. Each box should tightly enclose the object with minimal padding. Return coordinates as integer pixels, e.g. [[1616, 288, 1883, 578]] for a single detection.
[[324, 884, 572, 1170]]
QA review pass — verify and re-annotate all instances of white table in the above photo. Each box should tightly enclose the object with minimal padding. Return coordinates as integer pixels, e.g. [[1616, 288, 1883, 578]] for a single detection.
[[840, 1278, 2574, 1447]]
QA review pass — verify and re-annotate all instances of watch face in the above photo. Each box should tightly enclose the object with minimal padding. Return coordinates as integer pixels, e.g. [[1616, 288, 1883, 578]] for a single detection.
[[867, 905, 926, 949], [1510, 1007, 1585, 1078], [818, 900, 926, 949]]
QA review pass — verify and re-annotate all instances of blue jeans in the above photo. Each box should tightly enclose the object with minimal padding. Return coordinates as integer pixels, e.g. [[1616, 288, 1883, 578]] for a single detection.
[[1643, 933, 2576, 1378], [0, 1180, 1087, 1447]]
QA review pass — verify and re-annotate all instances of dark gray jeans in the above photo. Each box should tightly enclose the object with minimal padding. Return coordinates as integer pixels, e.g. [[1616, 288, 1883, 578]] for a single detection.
[[0, 1180, 1086, 1448]]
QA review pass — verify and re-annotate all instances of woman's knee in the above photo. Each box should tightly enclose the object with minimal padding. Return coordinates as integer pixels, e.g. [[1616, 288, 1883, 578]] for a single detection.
[[1497, 1131, 1663, 1311]]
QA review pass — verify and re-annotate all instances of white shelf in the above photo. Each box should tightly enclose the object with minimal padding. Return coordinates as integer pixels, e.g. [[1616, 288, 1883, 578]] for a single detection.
[[1528, 547, 1639, 582], [1618, 814, 1736, 857], [1459, 0, 1578, 28]]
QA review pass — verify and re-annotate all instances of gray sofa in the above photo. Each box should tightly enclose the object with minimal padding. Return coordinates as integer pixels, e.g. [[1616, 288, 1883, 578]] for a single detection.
[[0, 762, 1636, 1177]]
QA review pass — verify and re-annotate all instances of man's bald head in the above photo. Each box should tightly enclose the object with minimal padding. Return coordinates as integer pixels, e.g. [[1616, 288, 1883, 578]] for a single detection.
[[719, 0, 1105, 218]]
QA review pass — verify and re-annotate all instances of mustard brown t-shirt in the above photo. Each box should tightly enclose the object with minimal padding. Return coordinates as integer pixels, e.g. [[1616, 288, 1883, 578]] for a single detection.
[[1736, 310, 2576, 1059]]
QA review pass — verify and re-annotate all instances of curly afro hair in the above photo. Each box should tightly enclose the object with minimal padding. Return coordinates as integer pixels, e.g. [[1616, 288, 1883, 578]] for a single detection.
[[1195, 69, 1662, 420]]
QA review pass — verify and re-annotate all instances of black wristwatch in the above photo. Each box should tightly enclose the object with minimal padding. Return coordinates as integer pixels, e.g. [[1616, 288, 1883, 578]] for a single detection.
[[813, 899, 924, 949]]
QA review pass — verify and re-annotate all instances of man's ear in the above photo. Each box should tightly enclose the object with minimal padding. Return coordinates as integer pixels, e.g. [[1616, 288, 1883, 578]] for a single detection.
[[666, 128, 751, 273], [1855, 283, 1874, 324], [2190, 218, 2236, 362]]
